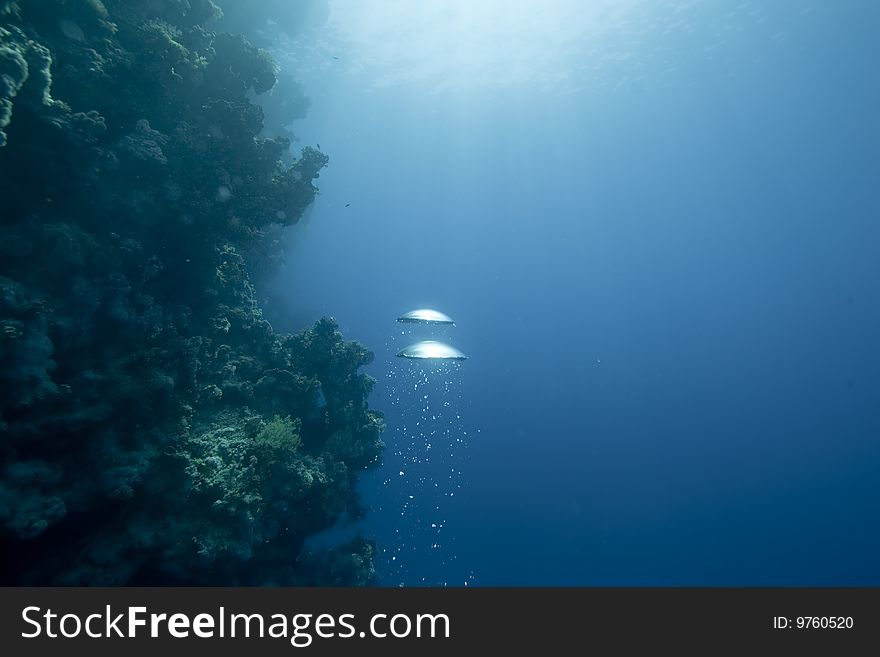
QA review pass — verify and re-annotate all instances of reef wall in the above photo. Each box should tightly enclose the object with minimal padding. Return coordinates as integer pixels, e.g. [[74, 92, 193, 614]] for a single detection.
[[0, 0, 384, 585]]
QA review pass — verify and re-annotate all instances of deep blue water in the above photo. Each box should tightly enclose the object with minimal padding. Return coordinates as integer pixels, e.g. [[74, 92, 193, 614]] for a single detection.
[[265, 0, 880, 585]]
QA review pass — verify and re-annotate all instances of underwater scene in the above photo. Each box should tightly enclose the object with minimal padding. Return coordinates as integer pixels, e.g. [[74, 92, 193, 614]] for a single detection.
[[1, 0, 878, 586]]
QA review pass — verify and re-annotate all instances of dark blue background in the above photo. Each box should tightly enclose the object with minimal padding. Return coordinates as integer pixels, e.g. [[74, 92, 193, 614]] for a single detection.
[[266, 0, 880, 585]]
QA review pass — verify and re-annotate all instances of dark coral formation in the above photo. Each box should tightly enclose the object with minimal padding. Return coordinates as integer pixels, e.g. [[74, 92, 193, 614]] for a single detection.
[[0, 0, 383, 584]]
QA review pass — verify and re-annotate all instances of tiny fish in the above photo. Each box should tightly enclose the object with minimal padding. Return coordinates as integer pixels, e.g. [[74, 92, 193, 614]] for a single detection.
[[345, 203, 351, 207]]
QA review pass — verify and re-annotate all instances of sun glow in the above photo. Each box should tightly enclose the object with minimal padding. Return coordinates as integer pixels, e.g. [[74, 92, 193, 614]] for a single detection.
[[324, 0, 642, 91]]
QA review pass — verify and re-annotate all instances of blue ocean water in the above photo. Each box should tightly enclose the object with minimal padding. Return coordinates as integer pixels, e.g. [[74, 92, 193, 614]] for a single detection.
[[266, 0, 880, 585]]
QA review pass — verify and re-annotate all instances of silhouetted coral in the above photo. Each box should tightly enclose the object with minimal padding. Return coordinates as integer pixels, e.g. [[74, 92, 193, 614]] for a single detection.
[[0, 0, 382, 585]]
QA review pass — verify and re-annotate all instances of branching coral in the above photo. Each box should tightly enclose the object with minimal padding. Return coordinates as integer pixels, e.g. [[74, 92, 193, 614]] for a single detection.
[[255, 415, 302, 453]]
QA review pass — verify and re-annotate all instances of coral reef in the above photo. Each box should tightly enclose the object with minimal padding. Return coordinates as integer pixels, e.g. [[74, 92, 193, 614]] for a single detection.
[[0, 0, 383, 584]]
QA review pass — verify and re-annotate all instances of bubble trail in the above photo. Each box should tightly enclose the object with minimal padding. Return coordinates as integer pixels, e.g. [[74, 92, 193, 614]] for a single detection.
[[378, 328, 474, 586]]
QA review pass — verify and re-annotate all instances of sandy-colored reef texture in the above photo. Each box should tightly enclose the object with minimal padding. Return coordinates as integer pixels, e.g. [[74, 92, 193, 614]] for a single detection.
[[0, 0, 384, 585]]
